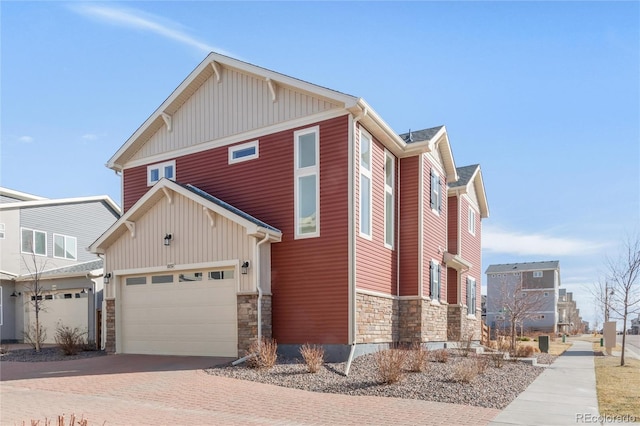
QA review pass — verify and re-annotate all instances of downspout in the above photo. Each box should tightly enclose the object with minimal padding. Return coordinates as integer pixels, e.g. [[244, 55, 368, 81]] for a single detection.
[[255, 231, 271, 343], [345, 108, 366, 376]]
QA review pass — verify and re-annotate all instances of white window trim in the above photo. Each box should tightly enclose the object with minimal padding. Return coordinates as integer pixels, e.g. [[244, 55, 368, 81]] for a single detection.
[[294, 126, 320, 239], [430, 260, 441, 303], [431, 169, 441, 215], [384, 150, 394, 249], [533, 271, 543, 278], [468, 207, 476, 235], [21, 227, 47, 256], [53, 233, 77, 260], [228, 140, 259, 164], [0, 223, 5, 239], [147, 160, 176, 186], [467, 276, 477, 315], [359, 129, 373, 240]]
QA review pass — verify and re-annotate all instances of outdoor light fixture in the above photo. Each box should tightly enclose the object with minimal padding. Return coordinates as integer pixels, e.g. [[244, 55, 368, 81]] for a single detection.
[[164, 233, 173, 246], [241, 261, 250, 275], [10, 291, 18, 298], [81, 288, 88, 294], [103, 273, 112, 284]]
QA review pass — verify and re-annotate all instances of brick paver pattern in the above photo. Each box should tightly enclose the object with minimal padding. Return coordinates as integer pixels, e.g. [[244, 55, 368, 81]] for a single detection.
[[1, 369, 500, 425]]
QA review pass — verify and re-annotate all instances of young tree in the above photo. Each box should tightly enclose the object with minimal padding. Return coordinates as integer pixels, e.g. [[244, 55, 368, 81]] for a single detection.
[[603, 235, 640, 366], [21, 252, 49, 352]]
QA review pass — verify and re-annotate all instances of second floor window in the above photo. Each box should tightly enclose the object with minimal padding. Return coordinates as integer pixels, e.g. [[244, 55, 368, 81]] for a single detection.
[[384, 150, 394, 248], [147, 160, 176, 186], [294, 126, 319, 238], [360, 130, 372, 238], [468, 207, 476, 235], [430, 169, 442, 213], [54, 234, 77, 260], [21, 228, 46, 256]]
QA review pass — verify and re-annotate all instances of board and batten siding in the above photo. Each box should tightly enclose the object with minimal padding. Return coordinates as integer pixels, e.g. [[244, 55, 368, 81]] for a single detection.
[[104, 192, 254, 294], [398, 156, 420, 297], [422, 155, 447, 300], [121, 115, 350, 344], [19, 201, 119, 274], [355, 125, 398, 295], [130, 66, 341, 163]]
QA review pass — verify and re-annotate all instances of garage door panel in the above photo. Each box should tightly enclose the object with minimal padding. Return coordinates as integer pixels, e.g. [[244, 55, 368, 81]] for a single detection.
[[121, 272, 237, 357]]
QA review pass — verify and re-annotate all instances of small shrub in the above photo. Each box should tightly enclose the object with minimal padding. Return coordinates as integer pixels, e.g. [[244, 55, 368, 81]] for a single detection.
[[406, 342, 430, 372], [517, 336, 531, 341], [515, 345, 535, 358], [24, 323, 48, 351], [374, 348, 407, 384], [300, 343, 324, 373], [432, 348, 449, 363], [473, 354, 490, 374], [459, 332, 474, 357], [489, 351, 506, 368], [246, 337, 278, 369], [27, 413, 89, 426], [54, 324, 87, 356], [0, 344, 8, 355], [451, 359, 479, 383]]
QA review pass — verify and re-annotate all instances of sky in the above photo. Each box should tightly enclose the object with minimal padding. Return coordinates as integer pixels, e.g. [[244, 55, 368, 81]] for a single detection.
[[2, 1, 639, 330]]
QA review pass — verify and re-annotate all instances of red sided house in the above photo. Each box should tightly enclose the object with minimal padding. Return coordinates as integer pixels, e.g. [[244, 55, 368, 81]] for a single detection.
[[89, 53, 489, 360]]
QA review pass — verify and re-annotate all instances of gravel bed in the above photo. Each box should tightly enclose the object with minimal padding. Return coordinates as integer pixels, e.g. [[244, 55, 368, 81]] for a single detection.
[[0, 346, 107, 362], [206, 350, 557, 409]]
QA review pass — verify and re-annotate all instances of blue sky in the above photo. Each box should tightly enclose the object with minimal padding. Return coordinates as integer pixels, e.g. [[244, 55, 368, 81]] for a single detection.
[[2, 1, 638, 329]]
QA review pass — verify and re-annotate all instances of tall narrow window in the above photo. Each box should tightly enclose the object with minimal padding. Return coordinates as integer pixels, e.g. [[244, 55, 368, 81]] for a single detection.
[[467, 277, 477, 315], [294, 127, 319, 238], [430, 261, 441, 301], [430, 169, 441, 213], [0, 223, 5, 239], [21, 228, 46, 256], [468, 207, 476, 235], [360, 130, 372, 238], [53, 234, 77, 260], [384, 150, 395, 248]]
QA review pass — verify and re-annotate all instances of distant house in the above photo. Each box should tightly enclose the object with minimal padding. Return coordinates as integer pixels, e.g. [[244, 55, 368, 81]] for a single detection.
[[0, 187, 120, 344], [557, 289, 583, 335], [485, 261, 560, 334], [89, 53, 489, 360]]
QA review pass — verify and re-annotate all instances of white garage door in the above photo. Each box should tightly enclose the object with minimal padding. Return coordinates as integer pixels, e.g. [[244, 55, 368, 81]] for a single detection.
[[35, 291, 89, 344], [120, 268, 237, 357]]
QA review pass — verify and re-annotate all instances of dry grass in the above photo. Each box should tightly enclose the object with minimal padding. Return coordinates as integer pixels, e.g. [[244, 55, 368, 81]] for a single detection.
[[373, 348, 407, 384], [299, 343, 324, 373], [592, 339, 640, 418], [431, 348, 449, 363], [515, 339, 570, 356], [246, 338, 278, 370], [406, 342, 430, 372], [24, 414, 90, 425]]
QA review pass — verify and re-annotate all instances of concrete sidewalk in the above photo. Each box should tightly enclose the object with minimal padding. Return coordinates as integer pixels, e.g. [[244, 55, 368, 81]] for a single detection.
[[489, 339, 639, 426]]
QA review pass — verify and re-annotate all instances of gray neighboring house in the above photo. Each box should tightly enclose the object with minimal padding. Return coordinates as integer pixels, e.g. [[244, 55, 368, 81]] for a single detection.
[[485, 261, 560, 334], [0, 187, 120, 344]]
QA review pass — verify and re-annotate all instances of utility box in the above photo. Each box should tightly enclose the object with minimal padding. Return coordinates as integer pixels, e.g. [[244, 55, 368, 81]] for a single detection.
[[539, 335, 550, 353]]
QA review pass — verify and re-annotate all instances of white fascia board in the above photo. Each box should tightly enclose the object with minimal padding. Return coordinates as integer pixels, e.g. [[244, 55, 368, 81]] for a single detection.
[[432, 128, 458, 182], [0, 196, 121, 215], [0, 187, 47, 201]]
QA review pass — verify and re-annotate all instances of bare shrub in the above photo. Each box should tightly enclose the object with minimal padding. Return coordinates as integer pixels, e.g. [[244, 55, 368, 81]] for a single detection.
[[515, 345, 535, 358], [24, 323, 47, 351], [374, 348, 407, 384], [432, 348, 449, 363], [473, 354, 490, 374], [54, 324, 87, 356], [26, 413, 89, 426], [246, 337, 278, 369], [0, 344, 8, 355], [406, 342, 430, 372], [459, 332, 474, 357], [489, 351, 506, 368], [451, 359, 479, 383], [300, 343, 324, 373]]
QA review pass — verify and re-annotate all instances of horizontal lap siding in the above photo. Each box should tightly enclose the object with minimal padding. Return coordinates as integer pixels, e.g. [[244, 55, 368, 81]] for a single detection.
[[460, 196, 482, 310], [399, 157, 419, 296], [123, 115, 350, 344], [356, 129, 397, 295], [423, 157, 447, 300]]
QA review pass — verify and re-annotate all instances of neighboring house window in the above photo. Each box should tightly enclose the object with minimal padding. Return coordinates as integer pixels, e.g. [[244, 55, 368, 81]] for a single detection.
[[359, 130, 372, 238], [468, 207, 476, 235], [384, 150, 394, 248], [430, 169, 441, 213], [533, 271, 543, 278], [21, 228, 46, 256], [179, 272, 203, 282], [209, 270, 235, 280], [0, 223, 5, 239], [294, 126, 319, 238], [430, 260, 441, 301], [147, 160, 176, 186], [228, 140, 259, 164], [467, 277, 477, 315], [53, 234, 77, 260]]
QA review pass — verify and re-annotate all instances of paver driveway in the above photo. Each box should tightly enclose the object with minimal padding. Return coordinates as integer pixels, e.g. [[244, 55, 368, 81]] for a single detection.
[[1, 354, 500, 425]]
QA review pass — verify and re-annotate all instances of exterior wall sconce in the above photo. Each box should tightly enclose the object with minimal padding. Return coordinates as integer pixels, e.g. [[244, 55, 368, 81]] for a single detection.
[[164, 233, 173, 246], [10, 291, 18, 297], [241, 261, 250, 275], [104, 273, 112, 284], [81, 288, 88, 294]]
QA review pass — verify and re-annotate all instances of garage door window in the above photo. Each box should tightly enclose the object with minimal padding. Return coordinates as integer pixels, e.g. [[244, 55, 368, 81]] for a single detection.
[[179, 272, 203, 282], [209, 270, 235, 280], [126, 277, 147, 286], [152, 275, 173, 284]]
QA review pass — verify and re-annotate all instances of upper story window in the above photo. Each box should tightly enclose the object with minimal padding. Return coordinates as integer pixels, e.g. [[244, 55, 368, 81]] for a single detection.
[[384, 150, 395, 248], [53, 234, 77, 260], [430, 260, 441, 301], [294, 126, 319, 239], [147, 160, 176, 186], [467, 277, 477, 315], [21, 227, 46, 256], [0, 223, 5, 239], [228, 140, 259, 164], [468, 207, 476, 235], [359, 130, 372, 239], [430, 169, 442, 214], [533, 271, 543, 278]]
